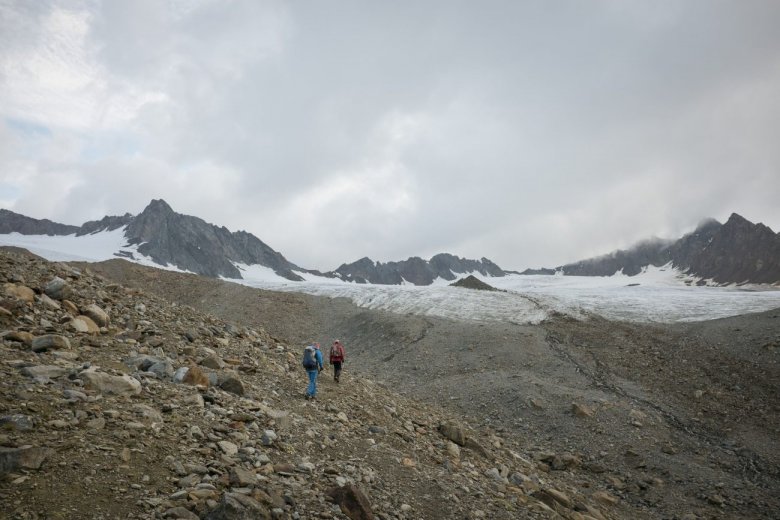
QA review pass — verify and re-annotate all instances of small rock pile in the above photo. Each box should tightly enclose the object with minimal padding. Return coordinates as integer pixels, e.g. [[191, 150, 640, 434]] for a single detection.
[[0, 248, 625, 519]]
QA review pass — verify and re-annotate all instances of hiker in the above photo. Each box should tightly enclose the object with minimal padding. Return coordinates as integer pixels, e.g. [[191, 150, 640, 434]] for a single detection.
[[302, 342, 324, 399], [329, 339, 346, 382]]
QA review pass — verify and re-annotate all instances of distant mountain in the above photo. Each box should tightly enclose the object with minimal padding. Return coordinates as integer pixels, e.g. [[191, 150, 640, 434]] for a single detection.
[[0, 208, 79, 236], [0, 200, 304, 281], [524, 213, 780, 284], [335, 253, 506, 285]]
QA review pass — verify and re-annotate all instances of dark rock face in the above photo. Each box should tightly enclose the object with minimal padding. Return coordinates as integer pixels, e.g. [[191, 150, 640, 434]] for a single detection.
[[0, 209, 79, 236], [335, 253, 507, 285], [124, 200, 303, 281], [547, 214, 780, 284], [680, 213, 780, 284], [558, 238, 673, 277], [1, 200, 303, 281], [76, 214, 134, 236]]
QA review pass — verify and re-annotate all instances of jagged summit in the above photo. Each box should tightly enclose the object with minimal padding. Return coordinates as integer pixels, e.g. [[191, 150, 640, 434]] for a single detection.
[[536, 212, 780, 284], [0, 200, 303, 281]]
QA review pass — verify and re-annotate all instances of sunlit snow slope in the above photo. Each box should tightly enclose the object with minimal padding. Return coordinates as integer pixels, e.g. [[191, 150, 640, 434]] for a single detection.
[[2, 232, 780, 324]]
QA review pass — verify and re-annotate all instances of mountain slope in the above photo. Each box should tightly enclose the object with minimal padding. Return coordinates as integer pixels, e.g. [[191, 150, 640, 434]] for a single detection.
[[0, 200, 304, 281], [532, 214, 780, 284], [124, 199, 303, 280], [0, 208, 80, 236]]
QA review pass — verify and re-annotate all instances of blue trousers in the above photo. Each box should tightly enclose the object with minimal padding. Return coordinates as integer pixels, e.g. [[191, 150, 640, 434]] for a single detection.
[[306, 369, 319, 397]]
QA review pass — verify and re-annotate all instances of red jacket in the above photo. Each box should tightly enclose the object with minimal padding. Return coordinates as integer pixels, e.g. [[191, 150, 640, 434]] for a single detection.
[[329, 342, 345, 363]]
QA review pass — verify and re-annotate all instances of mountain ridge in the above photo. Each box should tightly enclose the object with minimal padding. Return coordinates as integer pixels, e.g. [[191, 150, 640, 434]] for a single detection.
[[525, 213, 780, 284], [0, 201, 508, 285], [2, 203, 778, 285]]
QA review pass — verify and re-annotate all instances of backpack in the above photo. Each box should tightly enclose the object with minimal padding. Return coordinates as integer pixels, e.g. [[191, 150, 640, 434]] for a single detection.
[[330, 343, 345, 362], [302, 346, 317, 370]]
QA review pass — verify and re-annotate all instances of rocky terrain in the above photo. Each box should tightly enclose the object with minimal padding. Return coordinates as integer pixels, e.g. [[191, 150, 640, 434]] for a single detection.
[[0, 248, 651, 520], [76, 257, 780, 519]]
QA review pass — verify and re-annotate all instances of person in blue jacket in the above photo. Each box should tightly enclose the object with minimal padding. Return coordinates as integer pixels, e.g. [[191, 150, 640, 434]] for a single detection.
[[302, 342, 324, 399]]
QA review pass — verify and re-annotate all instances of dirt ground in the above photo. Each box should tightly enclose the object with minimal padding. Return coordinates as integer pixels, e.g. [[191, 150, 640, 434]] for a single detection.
[[84, 259, 780, 519]]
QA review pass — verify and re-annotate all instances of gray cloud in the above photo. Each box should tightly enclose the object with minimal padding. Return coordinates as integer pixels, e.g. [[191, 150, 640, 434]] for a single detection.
[[2, 0, 779, 271]]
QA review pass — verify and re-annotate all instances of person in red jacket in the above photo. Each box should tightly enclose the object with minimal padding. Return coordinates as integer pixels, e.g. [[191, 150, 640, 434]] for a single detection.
[[329, 340, 346, 382]]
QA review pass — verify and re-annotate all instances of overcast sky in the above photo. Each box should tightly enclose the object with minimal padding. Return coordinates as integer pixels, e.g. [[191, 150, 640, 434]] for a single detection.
[[1, 1, 779, 271]]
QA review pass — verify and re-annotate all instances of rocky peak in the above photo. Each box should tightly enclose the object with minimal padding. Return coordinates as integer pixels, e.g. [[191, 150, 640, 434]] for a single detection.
[[684, 213, 780, 284], [546, 213, 780, 284]]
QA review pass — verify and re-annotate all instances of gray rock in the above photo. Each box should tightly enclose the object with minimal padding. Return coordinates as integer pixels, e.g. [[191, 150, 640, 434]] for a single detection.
[[439, 422, 467, 446], [219, 373, 245, 395], [261, 430, 277, 446], [44, 277, 71, 300], [31, 334, 71, 352], [83, 303, 109, 327], [163, 506, 199, 519], [0, 446, 52, 474], [218, 441, 239, 456], [148, 359, 174, 379], [200, 354, 225, 369], [326, 484, 375, 520], [229, 467, 257, 487], [63, 389, 88, 401], [204, 492, 271, 519], [20, 365, 69, 380], [0, 414, 35, 431], [80, 371, 142, 396]]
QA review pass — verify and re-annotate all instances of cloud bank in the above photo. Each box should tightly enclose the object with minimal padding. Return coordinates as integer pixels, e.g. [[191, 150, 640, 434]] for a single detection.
[[2, 0, 779, 271]]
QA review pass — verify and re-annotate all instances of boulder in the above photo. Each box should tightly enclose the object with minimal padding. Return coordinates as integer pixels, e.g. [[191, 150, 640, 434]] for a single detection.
[[229, 467, 257, 487], [5, 330, 33, 346], [204, 492, 271, 520], [572, 402, 594, 418], [439, 422, 467, 446], [31, 334, 71, 352], [0, 414, 35, 431], [0, 446, 52, 474], [327, 484, 375, 520], [70, 316, 100, 334], [200, 354, 225, 370], [62, 300, 79, 315], [38, 293, 61, 310], [80, 371, 142, 396], [219, 374, 245, 395], [181, 366, 209, 387], [20, 365, 69, 380], [4, 283, 35, 304], [83, 304, 110, 327], [44, 277, 71, 300]]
